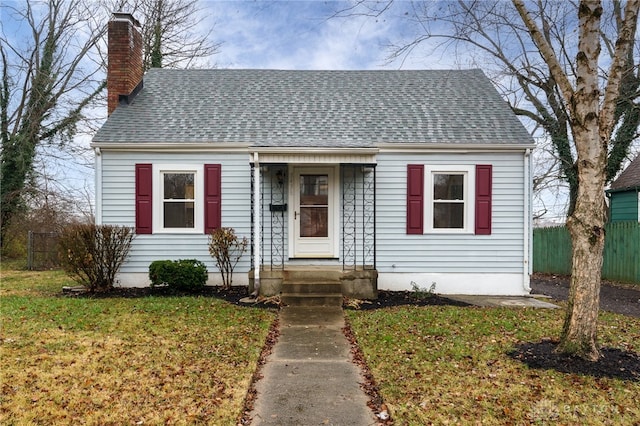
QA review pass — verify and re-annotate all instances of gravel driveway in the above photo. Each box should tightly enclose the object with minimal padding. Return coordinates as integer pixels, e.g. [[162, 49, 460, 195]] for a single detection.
[[530, 274, 640, 318]]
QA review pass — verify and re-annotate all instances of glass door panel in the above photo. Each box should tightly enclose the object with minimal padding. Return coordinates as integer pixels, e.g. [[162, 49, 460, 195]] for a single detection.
[[299, 175, 328, 237]]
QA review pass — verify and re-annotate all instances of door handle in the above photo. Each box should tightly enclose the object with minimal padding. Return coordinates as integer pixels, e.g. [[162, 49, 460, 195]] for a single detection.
[[294, 211, 297, 220]]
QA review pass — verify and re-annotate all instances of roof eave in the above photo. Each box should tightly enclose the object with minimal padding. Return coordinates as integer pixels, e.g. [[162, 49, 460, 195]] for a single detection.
[[91, 141, 251, 151], [376, 142, 536, 152], [606, 185, 640, 194], [249, 146, 379, 155], [91, 141, 536, 152]]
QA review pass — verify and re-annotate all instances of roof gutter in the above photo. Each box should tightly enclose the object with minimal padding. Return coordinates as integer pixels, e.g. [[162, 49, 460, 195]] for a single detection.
[[249, 147, 379, 155], [376, 142, 536, 153], [523, 148, 532, 293], [90, 143, 381, 159], [90, 142, 251, 151], [606, 185, 640, 194], [91, 141, 534, 154]]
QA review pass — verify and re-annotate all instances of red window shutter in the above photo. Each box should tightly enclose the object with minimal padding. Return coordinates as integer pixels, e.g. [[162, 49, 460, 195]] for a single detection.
[[204, 164, 222, 234], [135, 163, 153, 234], [475, 165, 492, 235], [407, 164, 424, 234]]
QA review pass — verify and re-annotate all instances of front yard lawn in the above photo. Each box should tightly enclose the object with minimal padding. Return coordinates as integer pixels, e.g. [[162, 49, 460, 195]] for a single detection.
[[0, 264, 276, 424], [347, 304, 640, 425], [3, 261, 638, 425]]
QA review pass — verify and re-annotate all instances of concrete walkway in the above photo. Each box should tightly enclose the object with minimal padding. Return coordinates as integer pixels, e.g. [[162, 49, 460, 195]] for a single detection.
[[249, 306, 377, 425], [446, 295, 559, 309]]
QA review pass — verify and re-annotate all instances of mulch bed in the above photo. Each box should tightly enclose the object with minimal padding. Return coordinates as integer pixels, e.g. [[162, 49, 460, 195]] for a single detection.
[[344, 290, 471, 310], [508, 340, 640, 382], [64, 286, 471, 310], [63, 285, 275, 306]]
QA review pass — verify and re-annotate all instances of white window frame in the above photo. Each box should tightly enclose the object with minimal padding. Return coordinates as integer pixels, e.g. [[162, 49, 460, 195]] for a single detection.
[[153, 164, 204, 234], [424, 165, 475, 234]]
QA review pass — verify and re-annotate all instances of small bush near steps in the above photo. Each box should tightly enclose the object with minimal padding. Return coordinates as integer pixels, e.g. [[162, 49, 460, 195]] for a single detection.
[[148, 259, 208, 292]]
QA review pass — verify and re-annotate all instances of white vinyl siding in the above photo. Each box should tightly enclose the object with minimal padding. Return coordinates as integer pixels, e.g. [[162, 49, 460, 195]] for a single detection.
[[100, 151, 252, 275], [376, 152, 526, 274]]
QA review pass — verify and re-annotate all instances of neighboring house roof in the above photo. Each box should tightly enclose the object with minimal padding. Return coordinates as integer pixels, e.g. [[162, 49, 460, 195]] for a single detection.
[[93, 68, 534, 148], [609, 155, 640, 192]]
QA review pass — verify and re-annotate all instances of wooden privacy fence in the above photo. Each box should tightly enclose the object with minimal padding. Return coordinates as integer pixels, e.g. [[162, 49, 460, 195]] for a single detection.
[[533, 222, 640, 284]]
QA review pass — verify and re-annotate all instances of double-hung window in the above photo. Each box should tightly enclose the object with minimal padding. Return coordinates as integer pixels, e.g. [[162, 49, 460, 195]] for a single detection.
[[432, 172, 466, 229], [135, 163, 221, 235], [426, 166, 475, 233], [162, 172, 196, 228], [153, 165, 204, 233], [407, 164, 491, 235]]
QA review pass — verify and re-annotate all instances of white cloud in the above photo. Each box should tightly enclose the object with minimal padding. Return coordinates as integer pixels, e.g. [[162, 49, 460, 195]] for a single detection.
[[204, 0, 411, 70], [203, 0, 468, 71]]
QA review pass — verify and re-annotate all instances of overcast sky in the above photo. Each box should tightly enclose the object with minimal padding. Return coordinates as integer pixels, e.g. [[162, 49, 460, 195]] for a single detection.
[[0, 0, 571, 220], [201, 0, 454, 70]]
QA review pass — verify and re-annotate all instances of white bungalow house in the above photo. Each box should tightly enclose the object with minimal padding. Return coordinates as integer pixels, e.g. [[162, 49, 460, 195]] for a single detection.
[[92, 13, 535, 299]]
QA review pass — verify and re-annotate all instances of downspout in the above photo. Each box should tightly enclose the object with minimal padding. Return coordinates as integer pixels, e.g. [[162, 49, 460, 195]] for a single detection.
[[95, 147, 102, 225], [523, 148, 532, 292], [253, 152, 261, 295]]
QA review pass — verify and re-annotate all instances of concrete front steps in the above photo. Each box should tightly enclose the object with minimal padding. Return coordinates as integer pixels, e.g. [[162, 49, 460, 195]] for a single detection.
[[249, 265, 378, 302], [280, 282, 343, 306], [280, 270, 343, 307]]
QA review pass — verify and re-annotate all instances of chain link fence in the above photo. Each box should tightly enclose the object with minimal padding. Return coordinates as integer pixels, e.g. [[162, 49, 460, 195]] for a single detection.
[[27, 231, 60, 270]]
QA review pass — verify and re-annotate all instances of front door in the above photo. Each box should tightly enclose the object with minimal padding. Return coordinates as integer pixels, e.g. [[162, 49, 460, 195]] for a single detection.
[[291, 166, 338, 258]]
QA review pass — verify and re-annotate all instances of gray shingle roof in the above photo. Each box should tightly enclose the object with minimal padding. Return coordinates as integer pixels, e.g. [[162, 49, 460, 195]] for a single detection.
[[610, 155, 640, 191], [93, 68, 534, 147]]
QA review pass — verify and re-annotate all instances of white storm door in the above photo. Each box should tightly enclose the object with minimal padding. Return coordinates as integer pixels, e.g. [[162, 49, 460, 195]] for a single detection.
[[291, 167, 338, 258]]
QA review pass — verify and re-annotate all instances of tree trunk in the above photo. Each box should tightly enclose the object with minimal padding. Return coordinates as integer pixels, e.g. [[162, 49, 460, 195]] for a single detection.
[[560, 159, 605, 360], [555, 1, 607, 361]]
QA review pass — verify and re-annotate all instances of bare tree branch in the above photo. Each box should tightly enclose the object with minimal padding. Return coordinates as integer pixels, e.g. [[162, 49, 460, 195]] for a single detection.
[[106, 0, 221, 71], [1, 0, 107, 248]]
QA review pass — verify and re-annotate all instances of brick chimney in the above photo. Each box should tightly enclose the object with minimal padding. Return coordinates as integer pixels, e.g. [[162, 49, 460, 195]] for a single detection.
[[107, 13, 143, 116]]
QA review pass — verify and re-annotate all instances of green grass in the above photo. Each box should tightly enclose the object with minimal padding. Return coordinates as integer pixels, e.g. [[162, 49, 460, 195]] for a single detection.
[[0, 265, 277, 425], [4, 261, 638, 424], [347, 305, 640, 425]]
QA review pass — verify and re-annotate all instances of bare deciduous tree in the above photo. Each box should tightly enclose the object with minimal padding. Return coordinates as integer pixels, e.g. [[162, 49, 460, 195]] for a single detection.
[[0, 0, 106, 250], [335, 1, 640, 218], [514, 0, 639, 360], [336, 0, 639, 360], [1, 0, 221, 254], [108, 0, 221, 71]]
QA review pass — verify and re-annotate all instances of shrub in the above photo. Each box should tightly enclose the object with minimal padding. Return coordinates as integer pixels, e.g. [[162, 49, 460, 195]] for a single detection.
[[410, 281, 437, 300], [58, 224, 134, 292], [148, 259, 208, 291], [208, 227, 248, 290]]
